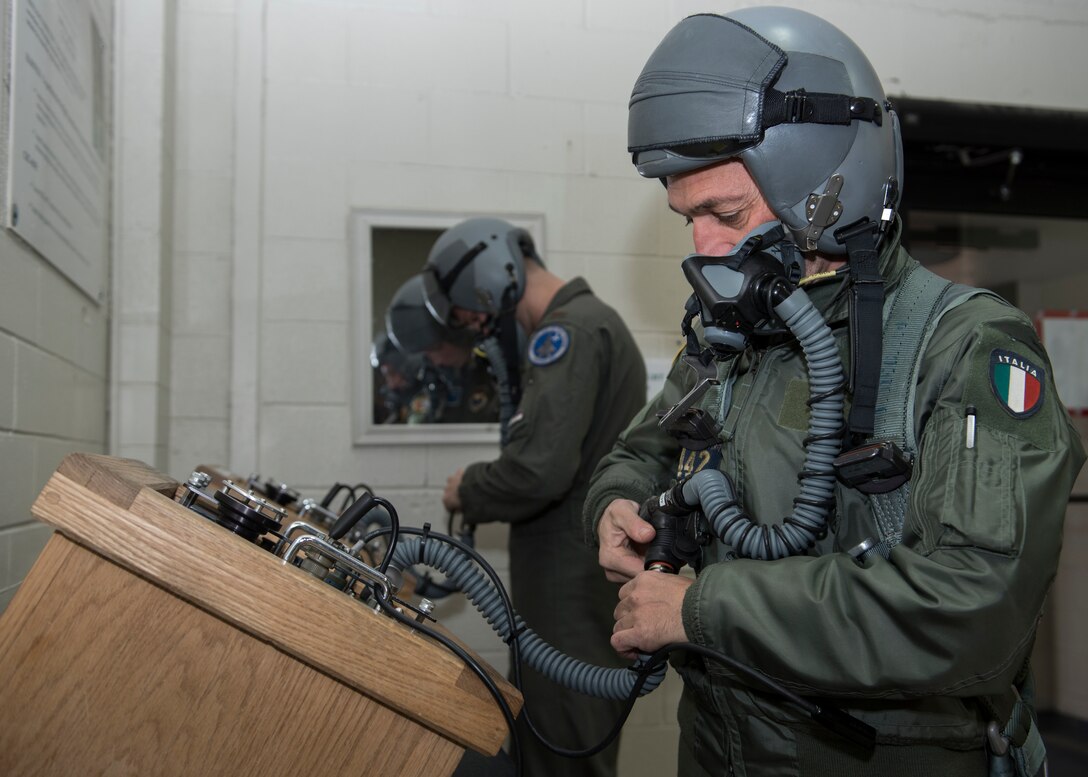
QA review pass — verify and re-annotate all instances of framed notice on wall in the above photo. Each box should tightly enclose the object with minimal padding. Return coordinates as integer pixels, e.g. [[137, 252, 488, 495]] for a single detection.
[[1037, 311, 1088, 416], [6, 0, 112, 302]]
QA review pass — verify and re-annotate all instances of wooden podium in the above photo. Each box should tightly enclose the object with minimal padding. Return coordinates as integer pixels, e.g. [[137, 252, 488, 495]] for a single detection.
[[0, 454, 520, 776]]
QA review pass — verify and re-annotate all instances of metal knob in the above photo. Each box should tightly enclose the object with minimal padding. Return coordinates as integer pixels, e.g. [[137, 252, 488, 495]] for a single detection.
[[415, 597, 435, 623]]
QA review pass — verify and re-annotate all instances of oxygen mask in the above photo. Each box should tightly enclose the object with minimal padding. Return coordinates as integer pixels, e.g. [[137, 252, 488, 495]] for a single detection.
[[681, 222, 805, 354]]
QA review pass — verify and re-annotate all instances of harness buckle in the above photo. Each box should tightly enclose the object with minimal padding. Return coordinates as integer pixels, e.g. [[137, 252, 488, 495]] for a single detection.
[[784, 90, 810, 123]]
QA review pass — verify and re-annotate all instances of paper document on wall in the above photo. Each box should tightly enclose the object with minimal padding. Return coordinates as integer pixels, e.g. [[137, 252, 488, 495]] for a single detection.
[[6, 0, 112, 302]]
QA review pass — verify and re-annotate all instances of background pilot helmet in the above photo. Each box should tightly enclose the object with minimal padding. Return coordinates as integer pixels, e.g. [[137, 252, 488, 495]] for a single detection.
[[385, 275, 474, 355], [420, 217, 539, 328], [627, 6, 904, 255], [370, 332, 422, 389]]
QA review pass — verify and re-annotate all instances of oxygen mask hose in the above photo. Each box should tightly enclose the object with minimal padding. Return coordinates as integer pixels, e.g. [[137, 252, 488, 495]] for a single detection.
[[389, 532, 668, 701], [410, 511, 474, 600], [678, 285, 845, 559]]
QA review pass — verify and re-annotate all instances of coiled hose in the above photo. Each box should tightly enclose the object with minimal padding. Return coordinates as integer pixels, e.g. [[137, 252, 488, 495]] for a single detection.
[[391, 536, 667, 700], [682, 286, 845, 559]]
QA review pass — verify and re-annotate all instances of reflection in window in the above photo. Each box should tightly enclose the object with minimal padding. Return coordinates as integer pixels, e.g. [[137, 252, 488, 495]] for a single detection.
[[369, 227, 501, 426]]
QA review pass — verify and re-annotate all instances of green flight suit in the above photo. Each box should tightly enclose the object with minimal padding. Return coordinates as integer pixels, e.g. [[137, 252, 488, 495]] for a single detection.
[[460, 277, 647, 777], [435, 358, 501, 424], [583, 231, 1085, 777]]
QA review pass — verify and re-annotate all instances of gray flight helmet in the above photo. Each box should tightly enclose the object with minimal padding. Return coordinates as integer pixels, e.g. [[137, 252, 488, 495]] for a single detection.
[[628, 8, 903, 255], [370, 331, 422, 376], [421, 217, 536, 326], [385, 275, 474, 354]]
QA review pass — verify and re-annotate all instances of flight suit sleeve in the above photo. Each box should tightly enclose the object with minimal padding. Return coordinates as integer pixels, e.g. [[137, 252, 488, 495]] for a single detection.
[[457, 322, 603, 524], [681, 302, 1086, 697], [582, 351, 692, 544]]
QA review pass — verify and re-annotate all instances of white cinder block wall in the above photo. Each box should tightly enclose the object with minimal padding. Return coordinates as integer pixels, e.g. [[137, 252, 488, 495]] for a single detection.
[[0, 5, 113, 610], [1, 0, 1086, 773], [112, 0, 177, 471]]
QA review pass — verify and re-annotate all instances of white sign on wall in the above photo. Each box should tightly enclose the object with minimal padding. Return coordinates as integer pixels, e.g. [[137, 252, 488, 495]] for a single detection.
[[1038, 311, 1088, 416], [6, 0, 112, 302], [645, 355, 676, 401]]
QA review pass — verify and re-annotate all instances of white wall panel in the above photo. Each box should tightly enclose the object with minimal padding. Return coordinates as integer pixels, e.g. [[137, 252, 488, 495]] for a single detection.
[[265, 3, 350, 83], [169, 417, 230, 470], [342, 87, 431, 165], [170, 335, 231, 418], [347, 161, 513, 211], [260, 321, 349, 404], [431, 0, 583, 26], [117, 384, 166, 446], [117, 323, 163, 384], [430, 93, 585, 175], [0, 338, 15, 429], [346, 13, 508, 92], [558, 175, 660, 254], [173, 174, 235, 253], [0, 435, 35, 529], [264, 158, 349, 239], [584, 102, 635, 178], [263, 238, 351, 322], [171, 252, 233, 333], [510, 23, 659, 104], [265, 81, 353, 164]]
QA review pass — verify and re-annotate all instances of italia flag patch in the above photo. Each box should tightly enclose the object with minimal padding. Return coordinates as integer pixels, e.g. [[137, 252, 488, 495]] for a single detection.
[[990, 348, 1045, 418]]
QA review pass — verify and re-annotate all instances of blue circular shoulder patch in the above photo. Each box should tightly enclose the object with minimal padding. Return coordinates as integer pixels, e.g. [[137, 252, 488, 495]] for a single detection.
[[528, 325, 570, 367]]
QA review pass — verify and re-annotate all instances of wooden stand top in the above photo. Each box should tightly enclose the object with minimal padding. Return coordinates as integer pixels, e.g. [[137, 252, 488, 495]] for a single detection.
[[31, 453, 521, 755]]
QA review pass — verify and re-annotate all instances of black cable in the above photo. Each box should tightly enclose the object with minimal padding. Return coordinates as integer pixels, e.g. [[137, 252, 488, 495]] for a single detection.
[[372, 593, 523, 776], [319, 482, 353, 510], [370, 496, 400, 574], [523, 640, 875, 755], [513, 656, 659, 760], [365, 525, 523, 771], [647, 642, 876, 751]]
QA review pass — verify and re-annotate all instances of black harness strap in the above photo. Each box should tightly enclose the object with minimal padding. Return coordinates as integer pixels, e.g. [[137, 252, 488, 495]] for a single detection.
[[836, 220, 884, 442], [497, 285, 523, 409], [680, 294, 717, 372]]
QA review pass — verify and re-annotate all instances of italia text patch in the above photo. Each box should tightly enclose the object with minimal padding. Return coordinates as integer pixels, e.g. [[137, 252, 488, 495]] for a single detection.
[[528, 325, 570, 366], [990, 348, 1044, 418]]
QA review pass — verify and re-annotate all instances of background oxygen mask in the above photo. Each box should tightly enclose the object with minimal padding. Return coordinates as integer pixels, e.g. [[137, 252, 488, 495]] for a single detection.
[[681, 222, 804, 354]]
